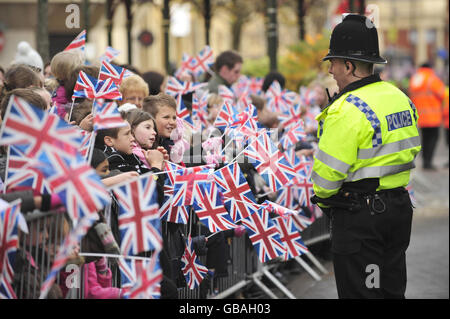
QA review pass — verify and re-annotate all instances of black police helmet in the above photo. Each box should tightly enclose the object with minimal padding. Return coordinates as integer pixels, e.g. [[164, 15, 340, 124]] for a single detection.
[[323, 14, 387, 64]]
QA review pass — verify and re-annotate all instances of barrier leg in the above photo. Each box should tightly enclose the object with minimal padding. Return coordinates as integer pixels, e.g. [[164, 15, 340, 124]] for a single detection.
[[294, 256, 321, 281], [252, 273, 278, 299], [261, 266, 296, 299], [304, 251, 329, 275]]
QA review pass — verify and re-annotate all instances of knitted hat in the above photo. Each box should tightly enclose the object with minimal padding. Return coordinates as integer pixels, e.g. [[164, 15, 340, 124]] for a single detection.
[[14, 41, 44, 72]]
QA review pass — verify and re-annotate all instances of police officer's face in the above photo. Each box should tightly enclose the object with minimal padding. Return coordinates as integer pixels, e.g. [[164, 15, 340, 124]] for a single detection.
[[328, 58, 349, 92]]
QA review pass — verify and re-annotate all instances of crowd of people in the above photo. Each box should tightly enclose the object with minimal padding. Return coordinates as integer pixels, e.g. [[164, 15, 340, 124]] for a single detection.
[[0, 30, 447, 299]]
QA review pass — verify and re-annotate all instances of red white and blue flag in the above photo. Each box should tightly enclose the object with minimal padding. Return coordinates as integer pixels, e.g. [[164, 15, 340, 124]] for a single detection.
[[213, 162, 259, 222], [240, 210, 286, 263], [99, 46, 121, 63], [159, 162, 190, 224], [119, 254, 162, 299], [93, 101, 127, 132], [172, 165, 212, 207], [64, 30, 86, 52], [5, 146, 50, 194], [174, 53, 196, 79], [0, 95, 83, 158], [37, 151, 111, 225], [72, 71, 97, 99], [244, 133, 297, 192], [191, 46, 214, 78], [0, 200, 21, 299], [95, 78, 122, 100], [265, 81, 295, 113], [165, 77, 207, 101], [259, 200, 296, 220], [181, 235, 209, 289], [218, 85, 235, 104], [193, 182, 236, 233], [278, 103, 303, 130], [113, 172, 162, 256], [99, 60, 126, 86], [290, 208, 313, 232], [279, 121, 306, 150], [213, 102, 239, 131], [272, 216, 308, 261]]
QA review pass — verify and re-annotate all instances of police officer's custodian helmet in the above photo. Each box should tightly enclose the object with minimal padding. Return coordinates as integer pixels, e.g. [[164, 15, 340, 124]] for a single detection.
[[323, 14, 387, 64]]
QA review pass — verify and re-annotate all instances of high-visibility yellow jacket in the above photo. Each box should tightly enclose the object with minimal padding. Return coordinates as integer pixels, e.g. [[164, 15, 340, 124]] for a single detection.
[[312, 75, 421, 200]]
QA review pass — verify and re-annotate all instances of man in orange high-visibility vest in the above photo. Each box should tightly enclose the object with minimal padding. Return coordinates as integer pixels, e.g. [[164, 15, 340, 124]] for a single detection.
[[443, 86, 449, 168], [409, 63, 446, 170]]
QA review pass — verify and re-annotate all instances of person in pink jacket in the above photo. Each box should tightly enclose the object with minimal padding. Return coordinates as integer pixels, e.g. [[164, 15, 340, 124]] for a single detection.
[[82, 257, 127, 299]]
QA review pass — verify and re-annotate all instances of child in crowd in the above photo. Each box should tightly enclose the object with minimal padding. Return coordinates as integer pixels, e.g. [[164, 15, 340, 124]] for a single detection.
[[69, 99, 94, 132], [50, 51, 83, 118], [142, 93, 177, 157], [118, 75, 149, 109], [0, 64, 43, 102]]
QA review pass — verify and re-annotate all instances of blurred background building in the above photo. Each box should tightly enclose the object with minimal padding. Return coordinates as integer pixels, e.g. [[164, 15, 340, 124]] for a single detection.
[[0, 0, 448, 88]]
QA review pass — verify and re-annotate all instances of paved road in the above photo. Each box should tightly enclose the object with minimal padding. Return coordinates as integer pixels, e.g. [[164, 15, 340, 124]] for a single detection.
[[285, 128, 449, 299]]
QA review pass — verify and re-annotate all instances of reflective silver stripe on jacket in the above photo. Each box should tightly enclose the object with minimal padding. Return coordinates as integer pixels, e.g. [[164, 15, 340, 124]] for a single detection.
[[357, 136, 421, 160], [311, 171, 345, 190], [345, 161, 416, 182], [315, 149, 351, 174]]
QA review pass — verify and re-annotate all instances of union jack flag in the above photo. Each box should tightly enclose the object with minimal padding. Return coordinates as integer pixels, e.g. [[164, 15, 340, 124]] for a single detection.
[[40, 216, 96, 299], [119, 254, 162, 299], [95, 78, 122, 100], [218, 85, 235, 104], [165, 77, 206, 101], [279, 121, 307, 150], [259, 200, 296, 220], [0, 200, 21, 299], [213, 162, 259, 222], [79, 130, 93, 159], [72, 71, 97, 99], [37, 151, 111, 225], [213, 102, 239, 131], [278, 103, 303, 130], [0, 95, 83, 158], [265, 81, 295, 113], [191, 91, 209, 133], [172, 165, 213, 207], [290, 208, 313, 232], [113, 172, 162, 256], [285, 150, 311, 179], [93, 101, 127, 132], [177, 98, 194, 130], [64, 30, 86, 52], [181, 235, 209, 289], [299, 86, 317, 107], [244, 132, 297, 192], [174, 53, 196, 79], [191, 46, 215, 78], [5, 146, 50, 194], [99, 60, 125, 86], [272, 216, 308, 261], [248, 76, 264, 96], [159, 162, 190, 224], [241, 210, 286, 263], [193, 182, 236, 233], [99, 46, 121, 63], [295, 176, 315, 209], [236, 88, 252, 111], [276, 182, 301, 210]]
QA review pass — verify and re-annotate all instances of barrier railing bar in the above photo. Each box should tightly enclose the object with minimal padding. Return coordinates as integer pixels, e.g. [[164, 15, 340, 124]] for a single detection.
[[261, 266, 296, 299], [304, 251, 328, 275], [294, 256, 321, 281]]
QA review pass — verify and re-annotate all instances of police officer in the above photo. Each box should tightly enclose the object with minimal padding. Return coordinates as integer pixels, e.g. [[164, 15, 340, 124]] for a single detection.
[[311, 14, 421, 298]]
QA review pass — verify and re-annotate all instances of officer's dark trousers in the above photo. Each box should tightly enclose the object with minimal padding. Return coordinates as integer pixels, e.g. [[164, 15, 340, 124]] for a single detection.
[[420, 127, 440, 168], [330, 188, 413, 299]]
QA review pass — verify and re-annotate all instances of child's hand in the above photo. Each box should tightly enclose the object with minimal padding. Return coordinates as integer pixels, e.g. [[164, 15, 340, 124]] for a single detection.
[[145, 149, 164, 170], [79, 113, 93, 131], [156, 146, 170, 161]]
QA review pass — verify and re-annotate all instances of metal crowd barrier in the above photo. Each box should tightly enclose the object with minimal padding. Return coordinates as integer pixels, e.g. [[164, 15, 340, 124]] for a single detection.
[[13, 206, 330, 299]]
